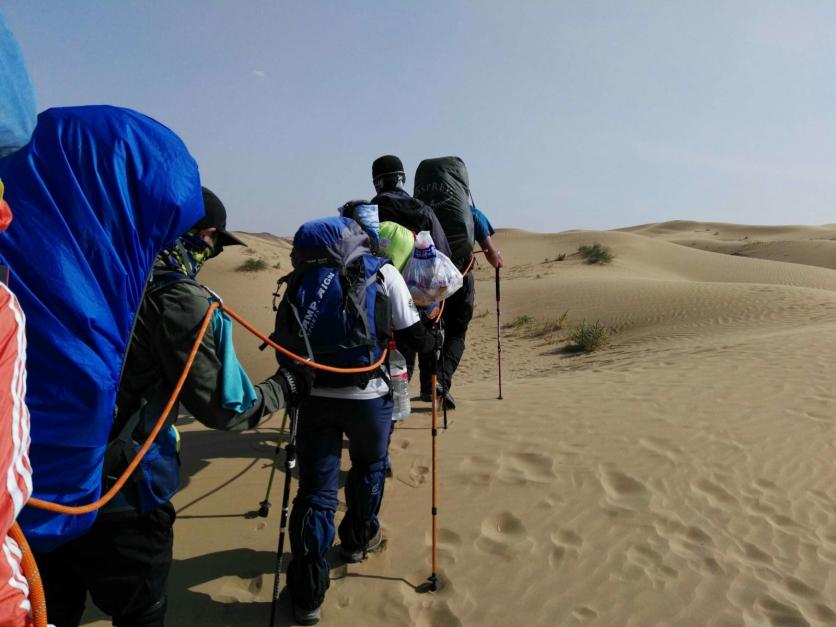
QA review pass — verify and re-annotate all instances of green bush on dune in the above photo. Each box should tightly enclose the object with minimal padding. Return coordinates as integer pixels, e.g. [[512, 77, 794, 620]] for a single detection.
[[236, 258, 268, 272], [578, 243, 612, 264], [506, 314, 533, 329], [569, 320, 609, 352]]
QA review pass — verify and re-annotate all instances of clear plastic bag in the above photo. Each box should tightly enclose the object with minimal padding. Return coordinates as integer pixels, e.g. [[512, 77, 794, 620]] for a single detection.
[[403, 231, 463, 307]]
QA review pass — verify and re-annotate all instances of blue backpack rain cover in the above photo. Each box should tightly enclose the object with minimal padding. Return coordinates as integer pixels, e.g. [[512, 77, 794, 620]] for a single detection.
[[0, 106, 203, 551], [273, 217, 391, 387]]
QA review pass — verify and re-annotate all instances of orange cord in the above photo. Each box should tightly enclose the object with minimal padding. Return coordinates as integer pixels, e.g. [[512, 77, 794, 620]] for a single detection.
[[27, 301, 221, 515], [222, 305, 388, 374], [15, 266, 446, 617], [9, 522, 47, 627]]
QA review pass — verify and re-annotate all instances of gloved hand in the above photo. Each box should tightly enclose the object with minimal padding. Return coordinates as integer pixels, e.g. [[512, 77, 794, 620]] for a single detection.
[[272, 364, 315, 407]]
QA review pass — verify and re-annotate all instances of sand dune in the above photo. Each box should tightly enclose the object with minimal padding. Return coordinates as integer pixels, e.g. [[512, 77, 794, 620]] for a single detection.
[[81, 222, 836, 626], [621, 220, 836, 271]]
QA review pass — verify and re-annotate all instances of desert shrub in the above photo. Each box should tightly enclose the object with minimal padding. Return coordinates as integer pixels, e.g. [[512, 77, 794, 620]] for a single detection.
[[525, 311, 569, 338], [243, 247, 256, 256], [577, 243, 612, 264], [569, 320, 609, 352], [236, 258, 268, 272], [273, 261, 282, 269], [556, 252, 567, 261], [506, 314, 533, 329]]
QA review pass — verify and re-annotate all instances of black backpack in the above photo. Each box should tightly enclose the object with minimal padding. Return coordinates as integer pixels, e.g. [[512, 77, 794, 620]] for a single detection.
[[413, 156, 476, 270]]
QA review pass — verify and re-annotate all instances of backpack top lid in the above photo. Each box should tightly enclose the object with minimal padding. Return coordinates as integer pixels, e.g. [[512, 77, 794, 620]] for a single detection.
[[413, 156, 475, 267], [291, 216, 371, 269]]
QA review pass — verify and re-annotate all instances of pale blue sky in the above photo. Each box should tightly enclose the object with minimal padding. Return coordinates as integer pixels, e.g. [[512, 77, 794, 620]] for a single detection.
[[4, 1, 836, 235]]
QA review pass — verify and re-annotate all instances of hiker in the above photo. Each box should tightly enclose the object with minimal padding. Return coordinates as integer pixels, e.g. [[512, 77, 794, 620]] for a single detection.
[[337, 155, 452, 387], [34, 187, 313, 627], [273, 216, 441, 625], [0, 16, 36, 627], [414, 156, 503, 409]]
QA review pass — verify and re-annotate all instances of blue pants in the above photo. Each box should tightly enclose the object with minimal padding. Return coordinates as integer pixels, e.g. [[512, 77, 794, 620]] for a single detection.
[[287, 394, 393, 610]]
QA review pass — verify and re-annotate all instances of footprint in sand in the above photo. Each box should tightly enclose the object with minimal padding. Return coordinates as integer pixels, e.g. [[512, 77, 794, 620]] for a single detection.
[[458, 455, 496, 487], [625, 544, 678, 588], [637, 436, 681, 463], [739, 541, 773, 565], [783, 576, 818, 600], [475, 511, 534, 560], [548, 529, 583, 568], [692, 477, 737, 507], [409, 464, 429, 485], [204, 574, 264, 604], [755, 595, 809, 627], [409, 600, 464, 627], [596, 465, 648, 510], [572, 606, 599, 621], [496, 451, 555, 485], [433, 528, 463, 565]]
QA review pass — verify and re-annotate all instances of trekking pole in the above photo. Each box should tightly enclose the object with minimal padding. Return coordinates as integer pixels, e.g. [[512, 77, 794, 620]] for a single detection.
[[269, 407, 299, 627], [417, 368, 440, 594], [258, 409, 289, 518], [432, 314, 447, 431], [495, 267, 503, 400]]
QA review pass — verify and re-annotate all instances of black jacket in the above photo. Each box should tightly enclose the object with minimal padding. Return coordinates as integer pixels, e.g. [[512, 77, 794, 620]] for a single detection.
[[371, 189, 453, 258]]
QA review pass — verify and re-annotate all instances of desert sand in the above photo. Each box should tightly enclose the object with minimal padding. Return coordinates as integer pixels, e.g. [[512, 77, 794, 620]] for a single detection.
[[81, 222, 836, 627]]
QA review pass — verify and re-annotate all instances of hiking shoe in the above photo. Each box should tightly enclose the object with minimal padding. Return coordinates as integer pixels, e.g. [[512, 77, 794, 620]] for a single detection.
[[293, 604, 321, 626], [339, 528, 384, 564], [440, 390, 456, 410], [419, 390, 432, 403]]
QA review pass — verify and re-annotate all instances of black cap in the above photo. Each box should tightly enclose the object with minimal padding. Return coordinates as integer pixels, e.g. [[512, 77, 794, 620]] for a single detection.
[[372, 155, 404, 180], [193, 187, 246, 247]]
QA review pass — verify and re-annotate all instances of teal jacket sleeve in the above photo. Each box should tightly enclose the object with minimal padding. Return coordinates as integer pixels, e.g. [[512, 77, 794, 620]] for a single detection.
[[471, 206, 495, 243]]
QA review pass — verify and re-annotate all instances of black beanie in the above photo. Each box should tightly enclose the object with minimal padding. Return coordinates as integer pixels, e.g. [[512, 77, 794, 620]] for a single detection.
[[372, 155, 404, 180]]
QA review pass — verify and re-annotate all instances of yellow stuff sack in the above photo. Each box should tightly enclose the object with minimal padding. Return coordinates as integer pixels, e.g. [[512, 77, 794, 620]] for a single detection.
[[378, 221, 414, 272]]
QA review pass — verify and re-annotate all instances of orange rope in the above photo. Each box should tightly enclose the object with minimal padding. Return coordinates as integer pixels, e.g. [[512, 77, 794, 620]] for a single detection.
[[27, 301, 220, 514], [221, 305, 388, 373], [14, 283, 397, 622], [9, 522, 47, 627], [27, 302, 387, 516]]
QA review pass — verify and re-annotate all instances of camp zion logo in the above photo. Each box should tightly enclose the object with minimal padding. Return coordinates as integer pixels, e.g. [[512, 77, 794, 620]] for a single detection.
[[299, 269, 337, 336]]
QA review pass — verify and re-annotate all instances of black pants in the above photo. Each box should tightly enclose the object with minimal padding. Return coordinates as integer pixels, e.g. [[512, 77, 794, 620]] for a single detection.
[[36, 502, 175, 627], [416, 272, 475, 393]]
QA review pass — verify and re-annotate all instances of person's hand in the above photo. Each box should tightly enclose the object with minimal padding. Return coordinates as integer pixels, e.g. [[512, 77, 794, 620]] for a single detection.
[[272, 364, 315, 407], [485, 247, 504, 269]]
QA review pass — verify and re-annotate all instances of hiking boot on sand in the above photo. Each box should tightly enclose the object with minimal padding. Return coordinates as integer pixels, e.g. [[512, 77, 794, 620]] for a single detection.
[[293, 604, 321, 626], [421, 385, 455, 408], [339, 528, 384, 564], [440, 390, 456, 410]]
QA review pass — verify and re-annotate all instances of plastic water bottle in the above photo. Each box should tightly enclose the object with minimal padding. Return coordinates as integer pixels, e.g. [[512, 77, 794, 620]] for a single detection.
[[389, 340, 411, 421]]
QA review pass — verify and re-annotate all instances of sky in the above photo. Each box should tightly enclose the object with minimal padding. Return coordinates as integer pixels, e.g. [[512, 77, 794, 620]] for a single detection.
[[4, 1, 836, 235]]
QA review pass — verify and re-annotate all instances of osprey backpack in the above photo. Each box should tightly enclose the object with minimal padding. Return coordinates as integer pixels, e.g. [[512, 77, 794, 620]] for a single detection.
[[413, 156, 476, 271]]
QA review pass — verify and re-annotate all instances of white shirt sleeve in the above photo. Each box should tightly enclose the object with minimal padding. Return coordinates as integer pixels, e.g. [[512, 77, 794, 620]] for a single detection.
[[380, 263, 420, 331]]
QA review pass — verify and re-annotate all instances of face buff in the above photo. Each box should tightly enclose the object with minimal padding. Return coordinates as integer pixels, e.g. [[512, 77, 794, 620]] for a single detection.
[[157, 232, 215, 279]]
